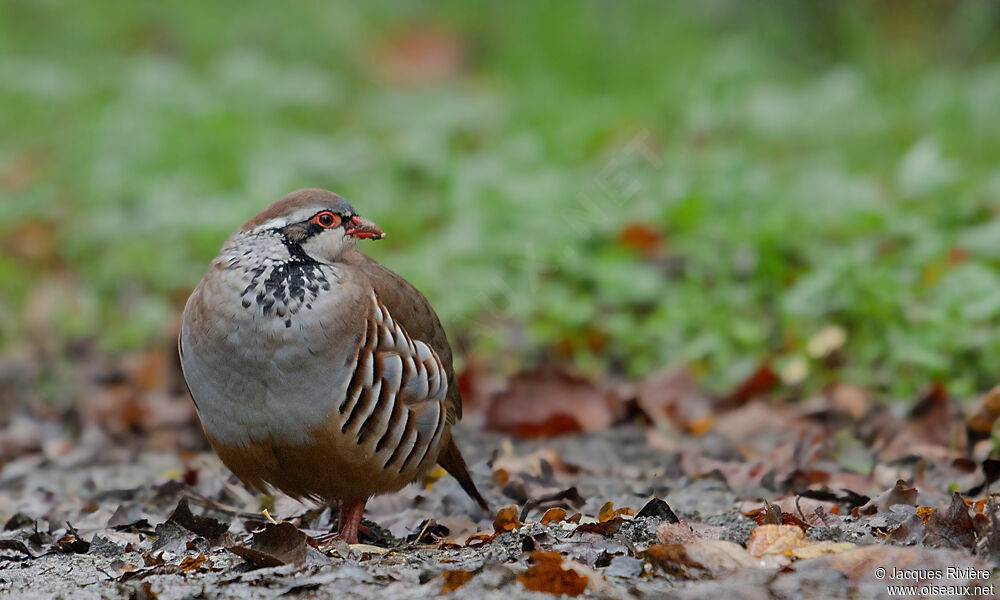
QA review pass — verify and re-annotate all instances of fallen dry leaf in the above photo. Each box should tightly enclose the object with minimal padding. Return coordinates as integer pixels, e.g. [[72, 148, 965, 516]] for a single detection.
[[464, 533, 496, 547], [791, 540, 855, 559], [827, 383, 873, 420], [879, 383, 967, 462], [635, 366, 713, 434], [229, 522, 317, 568], [540, 508, 567, 524], [724, 361, 779, 407], [441, 569, 475, 593], [517, 551, 588, 597], [49, 530, 90, 554], [641, 544, 706, 578], [177, 553, 208, 572], [804, 544, 990, 585], [967, 386, 1000, 446], [858, 480, 919, 515], [485, 368, 620, 438], [643, 539, 783, 578], [597, 501, 635, 522], [746, 524, 809, 557], [924, 492, 976, 550], [167, 497, 229, 542], [743, 506, 811, 530], [227, 544, 284, 569], [656, 521, 728, 544], [573, 517, 623, 537], [492, 446, 575, 481], [493, 505, 522, 535]]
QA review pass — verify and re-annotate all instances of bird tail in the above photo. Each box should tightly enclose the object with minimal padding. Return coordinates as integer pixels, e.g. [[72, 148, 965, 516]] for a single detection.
[[438, 436, 490, 512]]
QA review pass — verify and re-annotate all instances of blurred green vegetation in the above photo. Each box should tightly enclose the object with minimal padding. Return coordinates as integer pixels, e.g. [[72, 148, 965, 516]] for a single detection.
[[2, 1, 1000, 398]]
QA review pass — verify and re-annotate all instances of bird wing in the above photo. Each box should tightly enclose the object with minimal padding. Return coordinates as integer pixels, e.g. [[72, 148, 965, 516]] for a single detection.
[[339, 249, 488, 510], [342, 249, 461, 424], [335, 285, 449, 475]]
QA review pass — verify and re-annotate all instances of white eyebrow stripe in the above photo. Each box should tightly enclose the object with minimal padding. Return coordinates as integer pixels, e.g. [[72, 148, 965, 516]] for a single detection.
[[254, 209, 318, 232], [254, 217, 293, 231]]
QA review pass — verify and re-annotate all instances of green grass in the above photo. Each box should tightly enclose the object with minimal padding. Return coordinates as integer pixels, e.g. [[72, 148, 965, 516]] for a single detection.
[[3, 1, 1000, 398]]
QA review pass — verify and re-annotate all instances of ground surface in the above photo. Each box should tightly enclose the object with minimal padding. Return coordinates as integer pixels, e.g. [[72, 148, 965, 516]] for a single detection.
[[3, 412, 999, 600]]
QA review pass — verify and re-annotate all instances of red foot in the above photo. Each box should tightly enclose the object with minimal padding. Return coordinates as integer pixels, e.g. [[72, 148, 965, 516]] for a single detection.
[[314, 500, 367, 546]]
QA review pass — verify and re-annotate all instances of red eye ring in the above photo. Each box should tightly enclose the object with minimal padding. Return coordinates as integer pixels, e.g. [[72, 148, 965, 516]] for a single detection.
[[312, 211, 341, 229]]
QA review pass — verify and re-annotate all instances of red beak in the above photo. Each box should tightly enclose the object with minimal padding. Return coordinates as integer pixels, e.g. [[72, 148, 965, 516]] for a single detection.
[[345, 215, 385, 240]]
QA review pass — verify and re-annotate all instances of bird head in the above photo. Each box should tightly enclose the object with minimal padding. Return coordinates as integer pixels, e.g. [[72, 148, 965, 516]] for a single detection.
[[240, 189, 385, 263]]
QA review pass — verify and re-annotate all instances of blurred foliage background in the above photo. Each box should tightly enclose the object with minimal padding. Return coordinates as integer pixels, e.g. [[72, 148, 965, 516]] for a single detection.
[[2, 0, 1000, 402]]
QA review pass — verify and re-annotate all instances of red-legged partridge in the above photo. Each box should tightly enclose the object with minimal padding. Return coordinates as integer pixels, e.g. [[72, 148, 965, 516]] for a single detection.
[[179, 188, 488, 543]]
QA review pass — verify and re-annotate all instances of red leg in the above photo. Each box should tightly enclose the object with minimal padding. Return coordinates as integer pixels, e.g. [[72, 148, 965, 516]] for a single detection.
[[337, 499, 366, 545]]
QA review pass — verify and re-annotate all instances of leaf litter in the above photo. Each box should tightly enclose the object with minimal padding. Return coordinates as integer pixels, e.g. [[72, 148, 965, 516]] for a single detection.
[[2, 357, 1000, 598]]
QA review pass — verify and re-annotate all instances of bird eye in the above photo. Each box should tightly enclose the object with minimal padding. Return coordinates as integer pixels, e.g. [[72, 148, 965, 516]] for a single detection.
[[312, 211, 341, 228]]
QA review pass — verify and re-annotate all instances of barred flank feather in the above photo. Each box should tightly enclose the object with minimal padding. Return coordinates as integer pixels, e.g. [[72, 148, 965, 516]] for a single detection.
[[338, 291, 449, 478]]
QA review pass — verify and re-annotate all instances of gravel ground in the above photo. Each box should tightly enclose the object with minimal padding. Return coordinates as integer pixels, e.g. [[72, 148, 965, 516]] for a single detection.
[[0, 426, 996, 599]]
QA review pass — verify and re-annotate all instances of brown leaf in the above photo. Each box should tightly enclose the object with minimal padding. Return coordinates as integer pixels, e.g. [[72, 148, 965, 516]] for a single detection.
[[790, 541, 855, 559], [252, 522, 316, 564], [486, 368, 619, 438], [516, 551, 588, 597], [967, 385, 1000, 445], [827, 383, 873, 420], [597, 502, 616, 522], [724, 361, 779, 406], [167, 497, 229, 541], [493, 505, 522, 535], [746, 524, 854, 561], [807, 545, 988, 585], [441, 569, 475, 593], [917, 506, 935, 524], [880, 383, 967, 462], [743, 505, 811, 530], [746, 524, 809, 557], [641, 544, 706, 578], [643, 540, 773, 578], [228, 522, 317, 568], [49, 530, 89, 554], [0, 539, 35, 557], [597, 501, 634, 522], [540, 508, 567, 525], [636, 367, 713, 434], [464, 533, 496, 547], [924, 492, 976, 550], [177, 553, 208, 572], [858, 480, 918, 515], [228, 544, 285, 569], [521, 487, 587, 522], [656, 521, 728, 544], [573, 517, 623, 537]]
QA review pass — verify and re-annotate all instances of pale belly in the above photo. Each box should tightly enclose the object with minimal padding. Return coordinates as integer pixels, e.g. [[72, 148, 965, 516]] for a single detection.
[[179, 266, 358, 449]]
